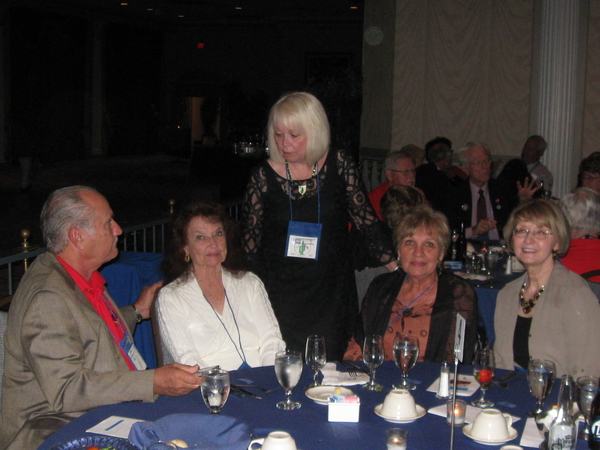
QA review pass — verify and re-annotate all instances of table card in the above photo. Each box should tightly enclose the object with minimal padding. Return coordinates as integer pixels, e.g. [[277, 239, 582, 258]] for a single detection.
[[86, 415, 145, 439]]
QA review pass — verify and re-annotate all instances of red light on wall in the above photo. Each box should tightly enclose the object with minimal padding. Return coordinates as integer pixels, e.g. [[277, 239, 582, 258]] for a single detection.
[[197, 43, 205, 49]]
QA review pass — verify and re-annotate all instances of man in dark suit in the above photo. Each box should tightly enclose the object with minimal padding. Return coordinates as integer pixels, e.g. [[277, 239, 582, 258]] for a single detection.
[[0, 186, 201, 450], [416, 137, 456, 211], [444, 143, 518, 239]]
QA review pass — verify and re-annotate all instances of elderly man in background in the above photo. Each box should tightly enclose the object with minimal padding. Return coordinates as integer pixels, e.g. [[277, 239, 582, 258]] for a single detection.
[[521, 135, 553, 194], [444, 142, 519, 239], [416, 137, 456, 211], [579, 152, 600, 193], [0, 186, 201, 450], [368, 150, 416, 220], [560, 187, 600, 282]]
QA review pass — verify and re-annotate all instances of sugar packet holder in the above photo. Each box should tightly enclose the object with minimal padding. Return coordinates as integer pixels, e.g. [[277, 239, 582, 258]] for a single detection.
[[328, 394, 360, 422]]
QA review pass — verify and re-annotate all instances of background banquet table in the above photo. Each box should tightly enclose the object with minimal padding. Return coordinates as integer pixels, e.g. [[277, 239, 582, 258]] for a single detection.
[[38, 361, 589, 450]]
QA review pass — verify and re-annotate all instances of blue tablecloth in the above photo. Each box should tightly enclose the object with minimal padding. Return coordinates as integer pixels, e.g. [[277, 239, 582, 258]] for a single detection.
[[100, 251, 164, 369], [37, 361, 588, 450]]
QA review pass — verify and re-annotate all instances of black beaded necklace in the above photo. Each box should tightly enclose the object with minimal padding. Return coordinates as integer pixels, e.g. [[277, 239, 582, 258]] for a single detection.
[[519, 279, 546, 314]]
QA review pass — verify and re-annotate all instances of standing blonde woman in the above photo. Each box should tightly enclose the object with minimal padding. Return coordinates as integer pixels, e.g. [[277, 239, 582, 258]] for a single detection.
[[241, 92, 395, 360]]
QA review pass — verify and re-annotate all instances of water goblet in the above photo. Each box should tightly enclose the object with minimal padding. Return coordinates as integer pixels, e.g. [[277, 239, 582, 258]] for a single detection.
[[577, 376, 599, 439], [274, 350, 303, 410], [527, 359, 556, 417], [472, 347, 495, 407], [305, 335, 326, 388], [201, 368, 230, 414], [392, 334, 419, 390], [363, 334, 385, 391]]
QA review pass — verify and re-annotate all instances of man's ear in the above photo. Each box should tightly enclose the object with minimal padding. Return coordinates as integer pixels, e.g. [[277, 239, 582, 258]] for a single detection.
[[68, 227, 86, 250], [385, 169, 392, 183]]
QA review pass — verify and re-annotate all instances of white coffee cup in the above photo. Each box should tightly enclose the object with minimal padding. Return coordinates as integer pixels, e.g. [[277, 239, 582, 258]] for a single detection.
[[470, 408, 512, 441], [248, 431, 297, 450], [381, 389, 417, 419]]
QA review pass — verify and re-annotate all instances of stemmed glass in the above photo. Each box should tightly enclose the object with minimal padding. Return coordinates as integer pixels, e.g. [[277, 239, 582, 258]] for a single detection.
[[363, 334, 385, 391], [472, 347, 495, 407], [527, 359, 556, 417], [201, 368, 230, 414], [305, 335, 327, 388], [577, 376, 599, 439], [392, 334, 420, 390], [274, 350, 303, 410]]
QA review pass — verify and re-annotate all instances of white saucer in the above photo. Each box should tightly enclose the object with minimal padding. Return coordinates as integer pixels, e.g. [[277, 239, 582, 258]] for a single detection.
[[305, 386, 354, 405], [463, 424, 518, 446], [374, 404, 426, 423]]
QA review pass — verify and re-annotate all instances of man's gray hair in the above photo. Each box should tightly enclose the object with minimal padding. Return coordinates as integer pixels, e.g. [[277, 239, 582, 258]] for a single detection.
[[384, 150, 414, 171], [560, 187, 600, 236], [456, 142, 491, 166], [41, 186, 99, 254]]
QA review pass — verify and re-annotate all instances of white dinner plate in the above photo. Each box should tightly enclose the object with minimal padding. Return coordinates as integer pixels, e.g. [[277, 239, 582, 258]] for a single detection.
[[374, 404, 426, 423], [305, 386, 355, 405], [463, 424, 518, 446]]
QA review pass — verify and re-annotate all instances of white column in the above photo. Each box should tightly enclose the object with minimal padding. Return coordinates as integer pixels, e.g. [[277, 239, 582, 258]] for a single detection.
[[531, 0, 588, 197], [90, 21, 104, 156]]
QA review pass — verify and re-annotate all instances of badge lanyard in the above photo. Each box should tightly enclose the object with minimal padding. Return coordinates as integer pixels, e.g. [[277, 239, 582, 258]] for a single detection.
[[284, 162, 323, 260], [100, 294, 147, 370]]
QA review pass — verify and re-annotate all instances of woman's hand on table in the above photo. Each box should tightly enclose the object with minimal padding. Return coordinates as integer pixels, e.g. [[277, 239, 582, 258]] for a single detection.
[[153, 363, 201, 396]]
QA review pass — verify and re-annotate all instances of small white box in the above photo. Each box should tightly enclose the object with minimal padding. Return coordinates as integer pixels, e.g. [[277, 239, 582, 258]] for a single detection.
[[328, 401, 360, 422]]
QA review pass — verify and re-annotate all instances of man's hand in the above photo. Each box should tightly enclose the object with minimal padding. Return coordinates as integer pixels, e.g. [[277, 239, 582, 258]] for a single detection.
[[133, 280, 163, 320], [153, 363, 201, 396], [517, 177, 541, 202], [473, 217, 497, 237]]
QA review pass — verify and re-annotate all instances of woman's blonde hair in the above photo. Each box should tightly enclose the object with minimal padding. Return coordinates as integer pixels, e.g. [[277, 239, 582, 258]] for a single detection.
[[393, 205, 451, 257], [267, 92, 330, 166], [503, 199, 571, 257]]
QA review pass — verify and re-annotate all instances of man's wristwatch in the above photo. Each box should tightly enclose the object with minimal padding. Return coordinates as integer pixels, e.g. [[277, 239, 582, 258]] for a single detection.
[[132, 305, 143, 323]]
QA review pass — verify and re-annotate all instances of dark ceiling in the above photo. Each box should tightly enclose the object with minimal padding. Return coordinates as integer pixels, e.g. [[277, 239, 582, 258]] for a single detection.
[[11, 0, 365, 26]]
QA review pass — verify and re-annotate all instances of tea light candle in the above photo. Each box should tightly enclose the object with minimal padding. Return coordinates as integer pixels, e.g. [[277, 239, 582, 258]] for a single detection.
[[446, 399, 466, 426], [386, 428, 408, 450]]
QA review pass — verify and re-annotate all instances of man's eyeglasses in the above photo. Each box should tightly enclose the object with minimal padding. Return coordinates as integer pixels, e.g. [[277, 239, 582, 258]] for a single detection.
[[468, 158, 492, 167], [512, 228, 554, 240], [390, 169, 416, 176]]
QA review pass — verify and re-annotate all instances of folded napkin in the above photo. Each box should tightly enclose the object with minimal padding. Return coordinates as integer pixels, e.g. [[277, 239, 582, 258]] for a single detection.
[[129, 414, 251, 450], [321, 362, 369, 386], [519, 417, 544, 448], [426, 375, 479, 397], [428, 404, 521, 425]]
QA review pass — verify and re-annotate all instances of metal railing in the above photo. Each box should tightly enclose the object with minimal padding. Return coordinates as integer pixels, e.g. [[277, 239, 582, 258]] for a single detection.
[[0, 198, 244, 301]]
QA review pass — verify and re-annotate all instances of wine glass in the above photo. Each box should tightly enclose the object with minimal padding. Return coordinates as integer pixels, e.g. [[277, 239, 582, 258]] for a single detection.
[[527, 359, 556, 417], [305, 335, 327, 388], [201, 368, 230, 414], [274, 350, 303, 410], [577, 376, 599, 439], [392, 334, 419, 390], [472, 347, 495, 407], [363, 334, 385, 391]]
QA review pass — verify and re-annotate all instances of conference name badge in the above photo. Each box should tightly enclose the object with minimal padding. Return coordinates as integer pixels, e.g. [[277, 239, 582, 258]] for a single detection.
[[285, 220, 322, 260]]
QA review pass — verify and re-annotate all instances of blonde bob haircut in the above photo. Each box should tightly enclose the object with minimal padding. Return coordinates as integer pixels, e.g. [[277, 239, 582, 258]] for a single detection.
[[267, 92, 330, 166], [503, 199, 571, 257], [393, 205, 451, 258]]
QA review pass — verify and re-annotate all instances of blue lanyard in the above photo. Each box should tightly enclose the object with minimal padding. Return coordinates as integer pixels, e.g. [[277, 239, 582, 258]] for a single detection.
[[285, 161, 321, 224], [387, 282, 434, 328]]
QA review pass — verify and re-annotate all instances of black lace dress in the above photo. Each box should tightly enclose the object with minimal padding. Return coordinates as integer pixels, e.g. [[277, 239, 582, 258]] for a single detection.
[[241, 149, 395, 360]]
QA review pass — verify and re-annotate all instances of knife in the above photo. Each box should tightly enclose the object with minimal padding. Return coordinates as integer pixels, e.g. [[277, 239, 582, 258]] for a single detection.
[[231, 385, 263, 400]]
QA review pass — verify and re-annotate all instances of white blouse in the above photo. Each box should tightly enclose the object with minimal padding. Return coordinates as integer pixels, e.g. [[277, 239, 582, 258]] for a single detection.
[[157, 270, 286, 370]]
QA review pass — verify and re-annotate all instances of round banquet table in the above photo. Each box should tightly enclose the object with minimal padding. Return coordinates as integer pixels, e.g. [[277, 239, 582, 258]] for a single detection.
[[38, 361, 587, 450]]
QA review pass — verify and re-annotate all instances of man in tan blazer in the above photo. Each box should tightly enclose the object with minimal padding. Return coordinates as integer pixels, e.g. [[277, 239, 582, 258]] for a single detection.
[[0, 186, 201, 450]]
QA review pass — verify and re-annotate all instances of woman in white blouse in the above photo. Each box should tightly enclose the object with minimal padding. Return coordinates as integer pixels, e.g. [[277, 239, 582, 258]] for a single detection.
[[157, 202, 285, 370]]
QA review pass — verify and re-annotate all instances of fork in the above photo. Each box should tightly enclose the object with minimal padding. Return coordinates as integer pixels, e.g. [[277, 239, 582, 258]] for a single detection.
[[340, 361, 358, 379]]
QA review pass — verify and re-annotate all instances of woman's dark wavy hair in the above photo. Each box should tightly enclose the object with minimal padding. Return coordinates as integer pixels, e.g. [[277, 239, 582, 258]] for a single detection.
[[162, 202, 246, 284]]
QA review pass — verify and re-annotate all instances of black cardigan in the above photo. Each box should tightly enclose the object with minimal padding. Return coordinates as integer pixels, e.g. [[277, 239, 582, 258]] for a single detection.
[[354, 269, 478, 364]]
